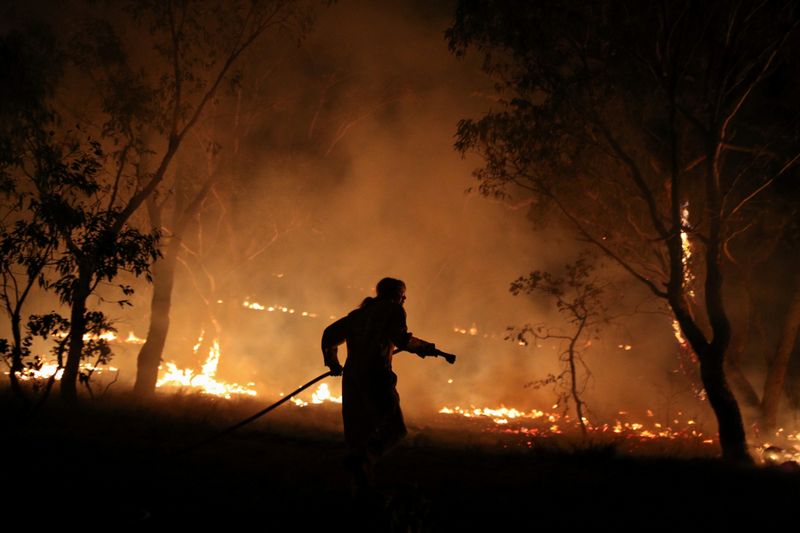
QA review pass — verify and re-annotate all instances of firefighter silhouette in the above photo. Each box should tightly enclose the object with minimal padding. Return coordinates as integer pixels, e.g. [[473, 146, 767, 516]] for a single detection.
[[321, 277, 454, 492]]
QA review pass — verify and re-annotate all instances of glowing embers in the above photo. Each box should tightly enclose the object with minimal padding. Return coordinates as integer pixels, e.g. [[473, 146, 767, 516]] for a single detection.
[[438, 405, 715, 445], [759, 429, 800, 465], [672, 320, 688, 347], [289, 383, 342, 407], [242, 299, 316, 318], [156, 332, 256, 399]]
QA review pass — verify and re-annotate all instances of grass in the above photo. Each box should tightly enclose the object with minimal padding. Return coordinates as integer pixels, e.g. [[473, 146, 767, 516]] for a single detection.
[[1, 388, 798, 530]]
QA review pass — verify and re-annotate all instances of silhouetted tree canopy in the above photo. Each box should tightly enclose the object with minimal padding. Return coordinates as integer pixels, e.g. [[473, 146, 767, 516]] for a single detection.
[[448, 0, 799, 461]]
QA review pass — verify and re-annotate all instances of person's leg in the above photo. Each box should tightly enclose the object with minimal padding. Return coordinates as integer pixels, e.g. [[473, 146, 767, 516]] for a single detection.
[[343, 447, 373, 495]]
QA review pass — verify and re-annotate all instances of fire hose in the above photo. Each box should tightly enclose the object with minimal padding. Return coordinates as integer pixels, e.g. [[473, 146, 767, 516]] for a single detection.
[[172, 370, 333, 456], [172, 349, 456, 456]]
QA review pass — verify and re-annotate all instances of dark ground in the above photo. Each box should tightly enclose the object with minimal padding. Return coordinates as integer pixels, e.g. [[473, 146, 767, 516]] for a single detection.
[[2, 391, 798, 531]]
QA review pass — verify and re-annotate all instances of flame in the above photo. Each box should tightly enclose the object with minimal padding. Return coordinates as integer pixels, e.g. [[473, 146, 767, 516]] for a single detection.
[[9, 362, 118, 381], [4, 329, 143, 382], [290, 383, 343, 407], [672, 320, 688, 347], [125, 331, 146, 344], [311, 383, 342, 404], [680, 201, 695, 297], [156, 332, 256, 399], [54, 330, 119, 342]]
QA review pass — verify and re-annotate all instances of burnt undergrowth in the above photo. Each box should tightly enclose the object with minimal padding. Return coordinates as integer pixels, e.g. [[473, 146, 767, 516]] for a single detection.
[[1, 388, 797, 530]]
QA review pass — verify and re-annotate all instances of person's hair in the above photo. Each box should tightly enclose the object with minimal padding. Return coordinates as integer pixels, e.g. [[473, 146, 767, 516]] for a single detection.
[[360, 277, 405, 307]]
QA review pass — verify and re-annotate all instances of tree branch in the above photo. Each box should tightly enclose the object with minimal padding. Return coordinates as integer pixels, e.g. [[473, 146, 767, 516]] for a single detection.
[[727, 151, 800, 218]]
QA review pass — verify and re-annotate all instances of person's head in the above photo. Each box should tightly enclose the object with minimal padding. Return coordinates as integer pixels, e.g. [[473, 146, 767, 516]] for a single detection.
[[361, 277, 406, 307], [375, 277, 406, 305]]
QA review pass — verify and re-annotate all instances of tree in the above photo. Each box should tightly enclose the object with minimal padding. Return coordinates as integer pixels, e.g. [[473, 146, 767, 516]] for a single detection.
[[132, 28, 412, 395], [0, 27, 156, 406], [509, 256, 608, 436], [448, 0, 799, 462], [723, 188, 800, 432], [53, 0, 311, 402], [127, 3, 313, 395], [0, 28, 60, 403]]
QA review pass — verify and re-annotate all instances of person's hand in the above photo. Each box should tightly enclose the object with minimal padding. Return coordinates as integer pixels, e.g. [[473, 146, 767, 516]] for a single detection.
[[327, 363, 343, 376], [421, 342, 437, 356], [442, 352, 456, 365]]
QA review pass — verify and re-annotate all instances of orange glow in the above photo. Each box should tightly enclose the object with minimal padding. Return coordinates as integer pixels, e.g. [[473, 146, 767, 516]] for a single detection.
[[155, 332, 256, 399], [9, 362, 118, 381]]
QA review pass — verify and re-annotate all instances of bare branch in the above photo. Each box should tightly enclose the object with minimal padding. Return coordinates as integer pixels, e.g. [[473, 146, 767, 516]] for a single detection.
[[594, 121, 670, 240], [537, 182, 668, 298], [728, 151, 800, 218]]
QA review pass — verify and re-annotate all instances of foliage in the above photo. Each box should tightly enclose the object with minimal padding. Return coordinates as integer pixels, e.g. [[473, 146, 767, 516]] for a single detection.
[[509, 256, 607, 435], [0, 27, 160, 402], [448, 0, 799, 460]]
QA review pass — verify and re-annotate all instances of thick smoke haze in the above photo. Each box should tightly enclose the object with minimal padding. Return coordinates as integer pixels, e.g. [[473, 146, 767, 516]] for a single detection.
[[159, 0, 699, 423], [3, 0, 713, 428]]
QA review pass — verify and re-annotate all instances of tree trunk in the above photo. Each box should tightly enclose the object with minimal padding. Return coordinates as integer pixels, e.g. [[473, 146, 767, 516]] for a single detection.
[[60, 271, 91, 404], [8, 311, 29, 404], [697, 347, 751, 462], [669, 275, 751, 462], [568, 317, 587, 436], [133, 236, 181, 396], [761, 271, 800, 431], [697, 145, 751, 463]]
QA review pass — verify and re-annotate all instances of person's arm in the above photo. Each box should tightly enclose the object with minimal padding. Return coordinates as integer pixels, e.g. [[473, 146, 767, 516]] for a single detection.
[[388, 305, 436, 358], [388, 305, 456, 363], [321, 317, 348, 375], [406, 336, 437, 357]]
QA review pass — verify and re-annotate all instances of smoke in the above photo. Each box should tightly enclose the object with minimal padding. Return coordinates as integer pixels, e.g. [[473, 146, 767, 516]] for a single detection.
[[2, 0, 714, 429], [183, 0, 696, 423]]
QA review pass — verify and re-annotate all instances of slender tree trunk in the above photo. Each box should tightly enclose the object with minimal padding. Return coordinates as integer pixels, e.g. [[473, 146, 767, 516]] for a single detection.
[[697, 347, 751, 462], [568, 317, 587, 436], [687, 138, 751, 463], [134, 236, 181, 396], [60, 271, 91, 403], [761, 271, 800, 431], [669, 267, 751, 462], [9, 311, 29, 404]]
